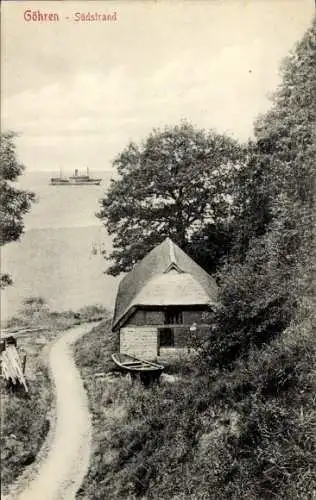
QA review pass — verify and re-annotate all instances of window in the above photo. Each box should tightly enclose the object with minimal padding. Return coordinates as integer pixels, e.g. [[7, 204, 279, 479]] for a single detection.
[[164, 308, 183, 325]]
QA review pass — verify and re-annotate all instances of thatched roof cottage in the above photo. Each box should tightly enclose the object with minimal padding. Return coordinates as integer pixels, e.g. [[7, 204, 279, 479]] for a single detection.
[[112, 238, 218, 360]]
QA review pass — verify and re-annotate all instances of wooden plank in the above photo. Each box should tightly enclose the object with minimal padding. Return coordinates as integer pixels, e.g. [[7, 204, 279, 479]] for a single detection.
[[1, 345, 28, 392], [123, 361, 145, 367]]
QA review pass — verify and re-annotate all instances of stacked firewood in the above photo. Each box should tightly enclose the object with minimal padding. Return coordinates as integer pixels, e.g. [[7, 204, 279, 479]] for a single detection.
[[0, 337, 28, 392]]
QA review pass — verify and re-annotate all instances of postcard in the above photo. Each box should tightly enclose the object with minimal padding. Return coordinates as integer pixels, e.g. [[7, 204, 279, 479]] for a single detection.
[[1, 2, 314, 499]]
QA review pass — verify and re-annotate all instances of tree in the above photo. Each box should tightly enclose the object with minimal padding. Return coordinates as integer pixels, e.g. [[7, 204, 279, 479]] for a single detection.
[[0, 131, 35, 287], [188, 218, 236, 275], [98, 122, 243, 276], [206, 18, 315, 367], [231, 18, 315, 262], [199, 22, 315, 498]]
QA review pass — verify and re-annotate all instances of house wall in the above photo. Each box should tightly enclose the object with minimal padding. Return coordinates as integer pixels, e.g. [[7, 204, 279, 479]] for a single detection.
[[120, 326, 158, 360], [128, 309, 165, 326], [127, 308, 208, 326], [158, 325, 210, 349], [182, 309, 208, 324], [121, 308, 211, 356]]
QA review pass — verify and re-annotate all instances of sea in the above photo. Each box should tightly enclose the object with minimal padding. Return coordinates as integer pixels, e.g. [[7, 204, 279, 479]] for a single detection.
[[1, 170, 120, 322]]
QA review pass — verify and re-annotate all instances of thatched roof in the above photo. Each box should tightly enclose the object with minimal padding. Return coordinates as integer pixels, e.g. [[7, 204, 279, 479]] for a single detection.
[[112, 238, 218, 331]]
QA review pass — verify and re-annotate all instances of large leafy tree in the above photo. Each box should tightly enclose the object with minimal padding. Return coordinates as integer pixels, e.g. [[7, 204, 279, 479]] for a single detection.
[[198, 20, 316, 499], [0, 131, 35, 287], [233, 17, 315, 261], [207, 17, 315, 367], [98, 122, 243, 276]]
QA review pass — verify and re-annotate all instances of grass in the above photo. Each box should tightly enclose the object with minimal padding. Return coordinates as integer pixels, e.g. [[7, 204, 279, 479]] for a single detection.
[[5, 298, 107, 332], [74, 321, 197, 499], [1, 298, 109, 494], [0, 332, 53, 492], [75, 317, 315, 499]]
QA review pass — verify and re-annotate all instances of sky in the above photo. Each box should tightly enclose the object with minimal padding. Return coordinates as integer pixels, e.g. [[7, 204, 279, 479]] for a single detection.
[[1, 0, 314, 172]]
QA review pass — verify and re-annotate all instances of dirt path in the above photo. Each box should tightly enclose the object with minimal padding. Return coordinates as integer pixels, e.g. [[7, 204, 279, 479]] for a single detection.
[[15, 324, 94, 500]]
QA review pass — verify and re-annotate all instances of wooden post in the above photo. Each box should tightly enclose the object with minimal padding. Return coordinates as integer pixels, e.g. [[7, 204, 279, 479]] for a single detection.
[[22, 354, 27, 374]]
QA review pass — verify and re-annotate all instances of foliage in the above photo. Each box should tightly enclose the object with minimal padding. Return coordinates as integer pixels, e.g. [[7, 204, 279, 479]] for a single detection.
[[0, 131, 35, 287], [1, 273, 13, 289], [75, 304, 111, 323], [197, 313, 315, 500], [75, 316, 315, 500], [74, 19, 316, 500], [1, 364, 52, 491], [232, 20, 315, 260], [97, 122, 243, 275], [205, 18, 315, 369], [6, 297, 109, 331], [1, 303, 110, 492], [205, 210, 312, 368], [188, 218, 236, 275]]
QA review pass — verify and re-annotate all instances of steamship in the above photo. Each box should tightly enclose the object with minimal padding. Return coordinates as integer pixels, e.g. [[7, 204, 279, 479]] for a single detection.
[[50, 168, 102, 186]]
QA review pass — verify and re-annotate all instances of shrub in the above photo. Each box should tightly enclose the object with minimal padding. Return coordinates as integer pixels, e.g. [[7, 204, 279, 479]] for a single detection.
[[1, 366, 52, 490]]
